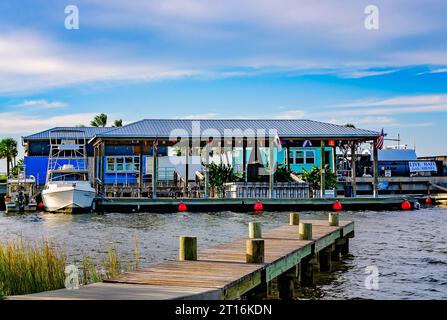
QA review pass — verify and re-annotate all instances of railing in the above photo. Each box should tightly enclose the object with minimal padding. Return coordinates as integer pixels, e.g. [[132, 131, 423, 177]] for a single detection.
[[224, 182, 310, 199]]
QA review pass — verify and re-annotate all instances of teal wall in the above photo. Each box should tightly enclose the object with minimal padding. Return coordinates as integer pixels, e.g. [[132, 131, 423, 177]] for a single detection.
[[288, 147, 334, 173], [231, 146, 334, 174]]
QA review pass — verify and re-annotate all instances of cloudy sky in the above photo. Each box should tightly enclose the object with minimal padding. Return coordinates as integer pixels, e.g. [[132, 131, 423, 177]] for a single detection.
[[1, 0, 447, 169]]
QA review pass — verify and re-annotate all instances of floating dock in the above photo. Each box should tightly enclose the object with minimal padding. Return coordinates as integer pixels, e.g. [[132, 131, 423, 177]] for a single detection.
[[95, 196, 419, 213], [10, 216, 354, 300]]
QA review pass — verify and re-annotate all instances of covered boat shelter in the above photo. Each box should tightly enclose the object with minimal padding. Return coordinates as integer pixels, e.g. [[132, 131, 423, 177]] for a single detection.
[[89, 119, 381, 199]]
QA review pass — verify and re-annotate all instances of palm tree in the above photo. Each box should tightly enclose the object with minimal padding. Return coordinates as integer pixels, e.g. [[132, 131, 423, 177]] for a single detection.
[[90, 113, 108, 127], [0, 138, 18, 176], [112, 119, 123, 127]]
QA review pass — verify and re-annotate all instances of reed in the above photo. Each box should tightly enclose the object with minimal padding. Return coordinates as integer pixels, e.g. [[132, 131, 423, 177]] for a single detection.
[[0, 237, 141, 297], [0, 238, 66, 296]]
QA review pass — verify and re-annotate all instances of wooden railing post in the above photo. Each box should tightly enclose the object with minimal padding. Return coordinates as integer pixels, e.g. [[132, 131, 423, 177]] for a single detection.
[[246, 239, 264, 263], [289, 213, 300, 225], [299, 223, 312, 240], [249, 222, 262, 239], [328, 213, 339, 226], [179, 236, 197, 261]]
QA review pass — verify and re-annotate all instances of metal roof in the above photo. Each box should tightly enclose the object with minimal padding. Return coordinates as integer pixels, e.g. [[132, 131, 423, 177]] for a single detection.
[[23, 127, 112, 141], [93, 119, 380, 139], [373, 149, 418, 161]]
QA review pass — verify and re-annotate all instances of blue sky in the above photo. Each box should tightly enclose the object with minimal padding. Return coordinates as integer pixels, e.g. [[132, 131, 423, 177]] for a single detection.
[[1, 0, 447, 170]]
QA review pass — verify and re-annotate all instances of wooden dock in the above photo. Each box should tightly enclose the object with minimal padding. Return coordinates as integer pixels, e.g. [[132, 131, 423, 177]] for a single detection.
[[95, 195, 418, 213], [9, 217, 354, 300]]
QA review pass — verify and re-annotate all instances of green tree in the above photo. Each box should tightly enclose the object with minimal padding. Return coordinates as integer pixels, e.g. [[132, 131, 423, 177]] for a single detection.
[[0, 138, 18, 177], [112, 119, 123, 127], [90, 113, 108, 127]]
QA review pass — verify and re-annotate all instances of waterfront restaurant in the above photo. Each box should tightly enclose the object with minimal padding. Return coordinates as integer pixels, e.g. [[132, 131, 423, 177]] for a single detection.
[[22, 119, 381, 199]]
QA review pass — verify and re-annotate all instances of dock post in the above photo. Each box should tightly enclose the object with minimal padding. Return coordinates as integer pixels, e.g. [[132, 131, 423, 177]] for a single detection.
[[319, 244, 334, 272], [299, 222, 313, 240], [341, 237, 350, 256], [179, 236, 197, 261], [328, 212, 339, 226], [289, 212, 300, 225], [278, 265, 300, 299], [249, 222, 262, 239], [300, 254, 317, 286], [246, 239, 264, 263]]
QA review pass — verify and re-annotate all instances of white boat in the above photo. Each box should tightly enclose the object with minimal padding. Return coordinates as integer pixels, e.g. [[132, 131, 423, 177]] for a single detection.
[[42, 130, 96, 213], [4, 174, 38, 213]]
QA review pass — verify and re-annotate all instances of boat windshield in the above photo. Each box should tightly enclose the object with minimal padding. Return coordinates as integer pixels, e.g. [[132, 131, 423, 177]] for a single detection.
[[50, 172, 88, 182]]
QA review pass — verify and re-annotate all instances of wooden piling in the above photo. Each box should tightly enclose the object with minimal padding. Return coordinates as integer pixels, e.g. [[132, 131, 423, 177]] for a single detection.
[[328, 213, 339, 226], [179, 236, 197, 261], [277, 265, 299, 300], [249, 222, 262, 239], [299, 222, 312, 240], [246, 239, 264, 264], [341, 237, 349, 255], [300, 254, 317, 286], [319, 245, 334, 272], [289, 213, 300, 225]]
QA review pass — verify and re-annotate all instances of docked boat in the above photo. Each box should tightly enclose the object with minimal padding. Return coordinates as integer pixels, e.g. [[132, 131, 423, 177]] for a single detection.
[[41, 130, 96, 213], [4, 174, 37, 213]]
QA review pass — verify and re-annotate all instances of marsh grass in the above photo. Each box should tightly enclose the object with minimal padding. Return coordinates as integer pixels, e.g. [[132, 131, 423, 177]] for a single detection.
[[0, 237, 141, 297], [0, 238, 66, 296]]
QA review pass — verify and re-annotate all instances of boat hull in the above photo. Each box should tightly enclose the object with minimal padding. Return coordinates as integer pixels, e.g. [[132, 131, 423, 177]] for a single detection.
[[42, 187, 96, 213], [5, 202, 37, 213]]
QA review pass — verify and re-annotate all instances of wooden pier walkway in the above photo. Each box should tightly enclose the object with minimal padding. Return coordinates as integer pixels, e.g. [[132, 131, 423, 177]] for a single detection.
[[10, 216, 354, 300]]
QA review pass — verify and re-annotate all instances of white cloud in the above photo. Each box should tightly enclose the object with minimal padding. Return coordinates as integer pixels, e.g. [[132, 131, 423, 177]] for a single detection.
[[338, 69, 399, 79], [0, 32, 201, 95], [18, 99, 66, 109], [0, 112, 97, 135]]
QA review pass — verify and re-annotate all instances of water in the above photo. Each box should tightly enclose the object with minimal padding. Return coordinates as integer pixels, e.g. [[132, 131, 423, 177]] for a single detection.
[[1, 207, 446, 299]]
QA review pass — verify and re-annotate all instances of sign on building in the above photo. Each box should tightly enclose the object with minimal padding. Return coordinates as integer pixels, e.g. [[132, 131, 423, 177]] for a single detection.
[[408, 161, 437, 172]]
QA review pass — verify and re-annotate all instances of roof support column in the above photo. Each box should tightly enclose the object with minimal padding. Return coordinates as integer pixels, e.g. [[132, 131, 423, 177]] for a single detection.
[[138, 142, 143, 198], [204, 142, 209, 198], [351, 142, 357, 197], [320, 140, 326, 198], [243, 139, 247, 183], [152, 140, 158, 199], [373, 139, 379, 198], [184, 140, 189, 196], [268, 138, 274, 199]]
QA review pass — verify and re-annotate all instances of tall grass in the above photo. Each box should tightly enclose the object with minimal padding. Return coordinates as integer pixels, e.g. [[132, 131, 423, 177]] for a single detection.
[[0, 237, 141, 297], [0, 238, 66, 296]]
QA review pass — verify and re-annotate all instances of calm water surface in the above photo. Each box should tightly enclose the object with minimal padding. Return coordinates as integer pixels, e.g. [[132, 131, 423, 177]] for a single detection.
[[1, 207, 446, 299]]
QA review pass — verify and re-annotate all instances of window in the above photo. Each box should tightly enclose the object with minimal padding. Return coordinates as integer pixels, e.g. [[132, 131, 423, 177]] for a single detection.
[[306, 151, 315, 164], [289, 149, 315, 165], [107, 158, 115, 171], [106, 156, 140, 172]]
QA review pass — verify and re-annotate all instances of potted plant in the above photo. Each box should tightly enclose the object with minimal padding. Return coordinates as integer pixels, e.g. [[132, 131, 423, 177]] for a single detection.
[[204, 163, 238, 198], [300, 165, 338, 197]]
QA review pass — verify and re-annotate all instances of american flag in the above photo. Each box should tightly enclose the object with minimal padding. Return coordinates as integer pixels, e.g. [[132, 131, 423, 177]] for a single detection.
[[375, 128, 384, 150]]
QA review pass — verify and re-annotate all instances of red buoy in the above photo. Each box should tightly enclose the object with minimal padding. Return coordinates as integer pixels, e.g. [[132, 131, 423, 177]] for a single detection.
[[332, 201, 342, 212], [178, 202, 187, 212], [425, 196, 433, 205], [254, 200, 263, 211], [401, 200, 411, 210], [38, 202, 44, 209]]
